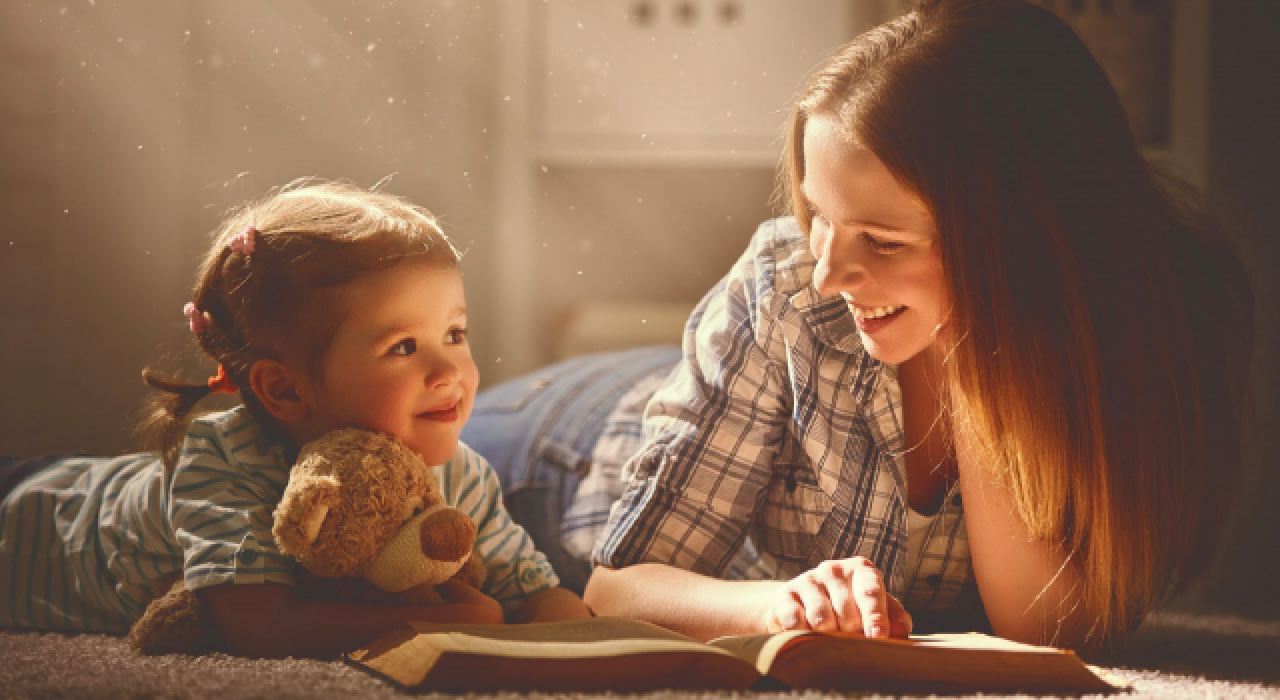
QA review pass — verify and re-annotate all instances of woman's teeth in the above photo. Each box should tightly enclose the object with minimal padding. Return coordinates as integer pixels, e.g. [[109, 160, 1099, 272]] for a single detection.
[[852, 304, 904, 320]]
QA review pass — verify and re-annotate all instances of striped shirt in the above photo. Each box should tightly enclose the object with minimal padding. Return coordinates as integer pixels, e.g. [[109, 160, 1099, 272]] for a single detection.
[[592, 217, 973, 613], [0, 406, 557, 633]]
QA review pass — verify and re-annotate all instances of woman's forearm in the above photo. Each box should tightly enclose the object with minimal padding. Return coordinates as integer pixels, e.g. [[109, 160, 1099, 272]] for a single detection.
[[955, 433, 1091, 650], [583, 563, 781, 642]]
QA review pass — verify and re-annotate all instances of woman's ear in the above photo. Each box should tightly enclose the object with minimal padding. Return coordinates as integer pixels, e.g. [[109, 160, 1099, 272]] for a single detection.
[[249, 359, 310, 424]]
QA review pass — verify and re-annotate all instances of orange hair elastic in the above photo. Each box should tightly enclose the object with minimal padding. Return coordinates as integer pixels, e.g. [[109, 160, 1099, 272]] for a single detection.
[[208, 365, 238, 394]]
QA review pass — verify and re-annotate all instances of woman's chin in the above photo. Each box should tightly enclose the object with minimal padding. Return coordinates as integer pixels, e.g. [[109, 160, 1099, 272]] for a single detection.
[[859, 333, 931, 367]]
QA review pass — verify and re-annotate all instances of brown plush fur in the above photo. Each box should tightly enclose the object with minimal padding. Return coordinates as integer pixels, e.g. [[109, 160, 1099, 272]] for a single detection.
[[128, 429, 484, 656], [274, 429, 445, 579]]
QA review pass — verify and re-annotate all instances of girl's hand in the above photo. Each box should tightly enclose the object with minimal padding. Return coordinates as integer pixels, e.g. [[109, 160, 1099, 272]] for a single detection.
[[428, 580, 505, 624], [762, 557, 912, 639]]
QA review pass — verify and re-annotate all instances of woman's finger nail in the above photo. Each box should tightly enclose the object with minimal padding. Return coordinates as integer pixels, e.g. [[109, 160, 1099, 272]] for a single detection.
[[867, 624, 882, 637]]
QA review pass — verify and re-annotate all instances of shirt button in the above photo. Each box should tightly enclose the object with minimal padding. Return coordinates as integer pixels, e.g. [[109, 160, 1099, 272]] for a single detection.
[[238, 549, 259, 564], [926, 574, 943, 587]]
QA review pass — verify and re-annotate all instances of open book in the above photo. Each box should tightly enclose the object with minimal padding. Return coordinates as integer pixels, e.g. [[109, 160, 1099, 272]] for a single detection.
[[345, 617, 1124, 693]]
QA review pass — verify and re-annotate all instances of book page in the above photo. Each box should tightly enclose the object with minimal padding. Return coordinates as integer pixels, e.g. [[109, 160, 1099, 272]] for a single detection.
[[708, 630, 809, 672], [402, 616, 697, 644], [347, 617, 759, 692]]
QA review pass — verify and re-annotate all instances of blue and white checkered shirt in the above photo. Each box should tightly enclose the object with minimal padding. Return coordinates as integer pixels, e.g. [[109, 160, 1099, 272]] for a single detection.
[[591, 217, 973, 613]]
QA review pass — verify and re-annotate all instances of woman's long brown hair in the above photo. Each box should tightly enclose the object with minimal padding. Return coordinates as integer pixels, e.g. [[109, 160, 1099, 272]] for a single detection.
[[785, 0, 1253, 649]]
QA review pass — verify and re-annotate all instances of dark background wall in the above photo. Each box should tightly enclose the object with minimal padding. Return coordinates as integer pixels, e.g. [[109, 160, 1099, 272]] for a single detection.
[[1194, 0, 1280, 611]]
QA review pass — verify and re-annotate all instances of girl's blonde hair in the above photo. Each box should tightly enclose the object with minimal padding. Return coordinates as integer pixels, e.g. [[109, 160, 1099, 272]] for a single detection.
[[784, 0, 1253, 650], [139, 180, 460, 467]]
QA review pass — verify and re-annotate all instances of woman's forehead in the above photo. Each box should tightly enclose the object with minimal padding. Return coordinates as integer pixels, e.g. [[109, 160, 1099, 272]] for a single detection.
[[802, 115, 931, 230]]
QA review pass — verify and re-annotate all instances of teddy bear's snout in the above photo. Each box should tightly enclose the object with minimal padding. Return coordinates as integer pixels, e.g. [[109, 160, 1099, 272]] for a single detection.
[[363, 504, 477, 593], [419, 510, 477, 562]]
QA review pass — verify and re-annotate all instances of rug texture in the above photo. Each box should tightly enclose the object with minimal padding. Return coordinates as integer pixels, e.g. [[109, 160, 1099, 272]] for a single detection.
[[1, 610, 1277, 699]]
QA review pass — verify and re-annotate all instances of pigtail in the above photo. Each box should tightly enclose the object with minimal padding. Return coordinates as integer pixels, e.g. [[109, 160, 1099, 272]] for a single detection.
[[136, 368, 219, 470], [137, 240, 253, 471]]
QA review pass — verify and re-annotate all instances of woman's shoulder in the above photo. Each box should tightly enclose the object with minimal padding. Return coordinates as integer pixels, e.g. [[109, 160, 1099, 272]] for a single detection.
[[744, 217, 867, 356], [742, 216, 818, 298]]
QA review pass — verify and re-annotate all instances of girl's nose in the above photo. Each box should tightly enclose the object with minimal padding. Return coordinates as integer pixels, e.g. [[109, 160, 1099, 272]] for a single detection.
[[426, 355, 461, 387]]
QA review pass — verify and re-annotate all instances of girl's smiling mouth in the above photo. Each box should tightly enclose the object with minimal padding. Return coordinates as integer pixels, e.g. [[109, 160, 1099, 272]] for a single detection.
[[417, 401, 460, 422]]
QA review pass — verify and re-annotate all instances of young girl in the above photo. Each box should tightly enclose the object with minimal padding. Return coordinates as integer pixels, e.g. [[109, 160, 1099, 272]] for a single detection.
[[0, 181, 589, 658], [463, 0, 1254, 657]]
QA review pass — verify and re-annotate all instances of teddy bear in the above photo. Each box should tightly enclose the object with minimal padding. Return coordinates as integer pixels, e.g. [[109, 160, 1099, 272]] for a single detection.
[[127, 428, 486, 655]]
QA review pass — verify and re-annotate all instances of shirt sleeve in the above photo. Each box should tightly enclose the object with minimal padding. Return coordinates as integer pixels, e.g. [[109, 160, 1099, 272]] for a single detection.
[[593, 221, 794, 576], [167, 419, 297, 591], [441, 444, 559, 615]]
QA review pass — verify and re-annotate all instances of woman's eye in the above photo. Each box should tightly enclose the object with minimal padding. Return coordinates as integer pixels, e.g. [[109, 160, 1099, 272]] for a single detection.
[[864, 234, 906, 254], [446, 328, 468, 344], [390, 338, 417, 356]]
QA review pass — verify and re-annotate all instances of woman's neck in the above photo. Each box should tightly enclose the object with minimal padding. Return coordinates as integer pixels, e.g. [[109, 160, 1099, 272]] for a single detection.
[[897, 342, 954, 515]]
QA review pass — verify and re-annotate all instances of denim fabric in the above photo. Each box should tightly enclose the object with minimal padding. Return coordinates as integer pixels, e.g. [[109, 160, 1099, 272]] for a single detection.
[[461, 346, 681, 594]]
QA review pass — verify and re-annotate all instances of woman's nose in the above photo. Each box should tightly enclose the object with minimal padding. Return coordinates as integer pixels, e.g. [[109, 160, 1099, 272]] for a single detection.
[[811, 231, 866, 297]]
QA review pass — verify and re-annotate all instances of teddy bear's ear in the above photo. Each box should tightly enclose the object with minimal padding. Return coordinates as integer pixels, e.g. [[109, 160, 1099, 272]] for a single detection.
[[272, 473, 341, 558]]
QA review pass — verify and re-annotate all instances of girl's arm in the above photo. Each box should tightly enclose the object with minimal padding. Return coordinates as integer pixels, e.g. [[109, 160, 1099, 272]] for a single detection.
[[954, 429, 1092, 651], [509, 586, 592, 623], [583, 562, 911, 643], [199, 580, 503, 659]]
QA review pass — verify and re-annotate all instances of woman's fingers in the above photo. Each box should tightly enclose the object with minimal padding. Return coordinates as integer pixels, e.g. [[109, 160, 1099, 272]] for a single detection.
[[889, 599, 913, 638], [795, 578, 840, 632], [821, 562, 861, 633], [850, 557, 890, 639], [767, 559, 910, 639], [766, 589, 808, 632]]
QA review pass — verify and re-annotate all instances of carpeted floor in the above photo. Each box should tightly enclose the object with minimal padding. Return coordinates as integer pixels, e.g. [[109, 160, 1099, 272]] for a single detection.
[[2, 609, 1277, 699]]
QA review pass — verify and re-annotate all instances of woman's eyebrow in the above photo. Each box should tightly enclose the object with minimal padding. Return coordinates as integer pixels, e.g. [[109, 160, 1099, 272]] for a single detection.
[[802, 194, 927, 238]]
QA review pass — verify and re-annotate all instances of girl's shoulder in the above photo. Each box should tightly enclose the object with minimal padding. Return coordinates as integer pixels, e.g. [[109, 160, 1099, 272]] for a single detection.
[[177, 406, 291, 480], [433, 442, 490, 489], [432, 441, 502, 516]]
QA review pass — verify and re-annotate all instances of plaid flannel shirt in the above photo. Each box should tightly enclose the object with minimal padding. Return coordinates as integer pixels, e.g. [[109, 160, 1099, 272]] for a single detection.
[[592, 217, 973, 613]]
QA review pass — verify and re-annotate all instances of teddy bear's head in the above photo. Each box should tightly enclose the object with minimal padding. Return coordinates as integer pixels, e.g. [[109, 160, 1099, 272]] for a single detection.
[[271, 428, 477, 592]]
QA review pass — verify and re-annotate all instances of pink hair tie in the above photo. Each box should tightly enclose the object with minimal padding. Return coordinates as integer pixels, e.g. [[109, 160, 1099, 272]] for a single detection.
[[183, 302, 209, 334], [229, 225, 257, 255]]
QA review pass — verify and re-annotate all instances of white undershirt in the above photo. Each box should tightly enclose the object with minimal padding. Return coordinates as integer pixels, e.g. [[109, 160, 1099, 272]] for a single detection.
[[904, 506, 936, 585]]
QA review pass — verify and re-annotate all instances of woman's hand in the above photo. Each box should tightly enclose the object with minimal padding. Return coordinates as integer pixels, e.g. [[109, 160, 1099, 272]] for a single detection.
[[762, 557, 912, 639]]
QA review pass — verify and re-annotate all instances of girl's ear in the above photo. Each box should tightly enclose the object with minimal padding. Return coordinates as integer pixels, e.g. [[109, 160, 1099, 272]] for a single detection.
[[249, 359, 310, 424]]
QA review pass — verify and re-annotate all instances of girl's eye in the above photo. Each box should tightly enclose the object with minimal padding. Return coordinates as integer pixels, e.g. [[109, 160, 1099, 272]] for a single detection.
[[446, 328, 468, 345], [389, 338, 417, 356], [863, 234, 906, 254]]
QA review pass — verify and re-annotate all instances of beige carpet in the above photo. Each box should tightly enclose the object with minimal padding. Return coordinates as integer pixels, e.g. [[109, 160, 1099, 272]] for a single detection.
[[2, 610, 1277, 699]]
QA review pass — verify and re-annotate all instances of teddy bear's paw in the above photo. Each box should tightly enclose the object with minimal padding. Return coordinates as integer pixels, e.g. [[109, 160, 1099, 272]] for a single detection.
[[128, 584, 224, 656]]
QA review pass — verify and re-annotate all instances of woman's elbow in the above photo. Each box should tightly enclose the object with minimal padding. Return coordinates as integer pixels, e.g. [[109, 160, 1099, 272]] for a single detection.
[[582, 566, 621, 616]]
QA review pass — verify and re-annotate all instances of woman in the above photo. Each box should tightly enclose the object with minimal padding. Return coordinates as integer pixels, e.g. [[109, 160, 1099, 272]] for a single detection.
[[463, 0, 1252, 655]]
